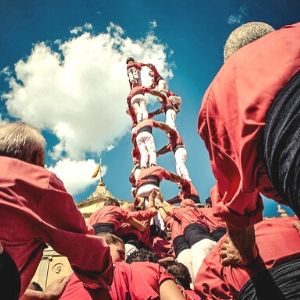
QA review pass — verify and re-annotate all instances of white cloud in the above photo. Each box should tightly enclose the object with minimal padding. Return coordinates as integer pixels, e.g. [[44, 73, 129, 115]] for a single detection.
[[150, 20, 157, 29], [227, 2, 249, 25], [106, 144, 115, 151], [70, 23, 93, 35], [227, 14, 243, 25], [47, 158, 106, 195], [2, 22, 172, 160]]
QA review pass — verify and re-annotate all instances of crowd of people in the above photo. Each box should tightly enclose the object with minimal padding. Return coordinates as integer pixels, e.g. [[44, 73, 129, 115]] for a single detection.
[[0, 21, 300, 299]]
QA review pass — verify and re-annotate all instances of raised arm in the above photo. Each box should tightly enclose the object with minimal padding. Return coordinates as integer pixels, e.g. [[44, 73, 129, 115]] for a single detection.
[[156, 144, 171, 157]]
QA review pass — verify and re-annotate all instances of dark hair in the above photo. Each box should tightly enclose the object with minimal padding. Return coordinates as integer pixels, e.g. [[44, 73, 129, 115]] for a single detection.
[[160, 261, 191, 290], [205, 197, 212, 207], [126, 57, 135, 64], [103, 199, 120, 207], [126, 248, 158, 264]]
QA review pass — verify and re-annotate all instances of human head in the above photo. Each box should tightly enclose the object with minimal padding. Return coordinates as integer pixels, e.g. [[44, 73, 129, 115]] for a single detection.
[[121, 202, 134, 211], [97, 232, 125, 262], [160, 261, 192, 290], [205, 197, 212, 208], [125, 248, 159, 264], [224, 22, 275, 61], [103, 199, 120, 207], [126, 57, 135, 65], [0, 122, 45, 166]]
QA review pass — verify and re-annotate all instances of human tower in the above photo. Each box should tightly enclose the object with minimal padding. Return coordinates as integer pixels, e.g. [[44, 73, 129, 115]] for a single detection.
[[125, 57, 200, 208]]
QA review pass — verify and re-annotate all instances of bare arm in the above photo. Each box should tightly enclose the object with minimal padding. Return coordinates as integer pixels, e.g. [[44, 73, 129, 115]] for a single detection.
[[157, 145, 171, 156]]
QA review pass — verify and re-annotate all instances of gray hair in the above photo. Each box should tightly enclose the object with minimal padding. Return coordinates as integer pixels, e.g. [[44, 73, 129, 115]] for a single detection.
[[224, 22, 275, 61], [0, 122, 45, 166]]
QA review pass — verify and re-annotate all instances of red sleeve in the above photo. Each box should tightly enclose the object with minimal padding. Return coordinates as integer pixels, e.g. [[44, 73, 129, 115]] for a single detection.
[[158, 265, 175, 285], [37, 173, 113, 289]]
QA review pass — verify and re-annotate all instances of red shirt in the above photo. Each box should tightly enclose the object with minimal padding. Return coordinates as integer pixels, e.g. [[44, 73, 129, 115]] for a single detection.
[[198, 23, 300, 228], [164, 215, 184, 241], [89, 206, 130, 233], [194, 217, 300, 299], [0, 157, 112, 295], [198, 207, 226, 232], [136, 166, 172, 189], [61, 262, 174, 300], [127, 85, 149, 100], [171, 207, 207, 230]]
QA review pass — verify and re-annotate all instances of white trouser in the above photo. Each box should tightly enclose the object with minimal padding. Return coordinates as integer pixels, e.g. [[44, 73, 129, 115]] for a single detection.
[[158, 79, 168, 91], [190, 239, 216, 280], [137, 183, 160, 198], [136, 131, 157, 168], [134, 167, 141, 181], [176, 248, 194, 282], [150, 211, 165, 231], [166, 109, 177, 129], [131, 94, 148, 122], [174, 147, 191, 181], [125, 243, 138, 258]]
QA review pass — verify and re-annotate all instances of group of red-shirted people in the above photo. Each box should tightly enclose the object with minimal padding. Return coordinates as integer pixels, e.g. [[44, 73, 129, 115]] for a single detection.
[[1, 21, 300, 300]]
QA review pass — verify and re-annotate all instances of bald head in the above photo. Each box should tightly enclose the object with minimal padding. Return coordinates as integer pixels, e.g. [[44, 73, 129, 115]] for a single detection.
[[224, 22, 275, 61]]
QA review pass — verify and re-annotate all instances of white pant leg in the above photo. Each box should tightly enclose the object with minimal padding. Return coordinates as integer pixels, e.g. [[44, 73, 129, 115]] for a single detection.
[[134, 168, 141, 181], [158, 79, 168, 91], [152, 211, 165, 231], [136, 132, 149, 168], [166, 109, 177, 129], [144, 132, 157, 166], [190, 239, 216, 280], [131, 94, 148, 122], [176, 248, 194, 282], [175, 147, 191, 181]]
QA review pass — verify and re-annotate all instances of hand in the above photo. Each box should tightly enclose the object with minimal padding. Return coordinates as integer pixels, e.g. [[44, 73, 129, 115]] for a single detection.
[[44, 276, 70, 299], [220, 226, 258, 266]]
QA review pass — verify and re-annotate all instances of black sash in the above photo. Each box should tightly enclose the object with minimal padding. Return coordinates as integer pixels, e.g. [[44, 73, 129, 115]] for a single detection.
[[263, 71, 300, 215], [237, 257, 300, 300]]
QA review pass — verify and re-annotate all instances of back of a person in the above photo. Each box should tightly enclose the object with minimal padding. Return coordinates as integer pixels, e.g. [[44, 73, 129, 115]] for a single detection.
[[110, 261, 171, 300], [195, 217, 300, 299], [0, 156, 52, 293]]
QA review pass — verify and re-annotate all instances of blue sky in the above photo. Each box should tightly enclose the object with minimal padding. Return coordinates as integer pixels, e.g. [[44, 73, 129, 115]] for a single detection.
[[0, 0, 299, 217]]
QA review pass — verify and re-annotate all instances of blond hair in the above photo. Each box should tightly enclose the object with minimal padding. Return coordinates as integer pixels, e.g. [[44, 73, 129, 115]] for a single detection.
[[0, 122, 45, 166], [224, 22, 275, 61]]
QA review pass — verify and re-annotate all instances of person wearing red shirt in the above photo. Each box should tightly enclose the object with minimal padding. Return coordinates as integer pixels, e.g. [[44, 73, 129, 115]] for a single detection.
[[159, 199, 216, 282], [198, 206, 226, 242], [60, 233, 126, 300], [198, 22, 300, 266], [135, 166, 170, 198], [159, 202, 193, 281], [126, 57, 149, 123], [0, 122, 113, 297], [61, 243, 185, 300], [89, 199, 146, 235], [156, 122, 191, 181], [147, 63, 168, 92], [132, 119, 158, 168], [195, 217, 300, 299]]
